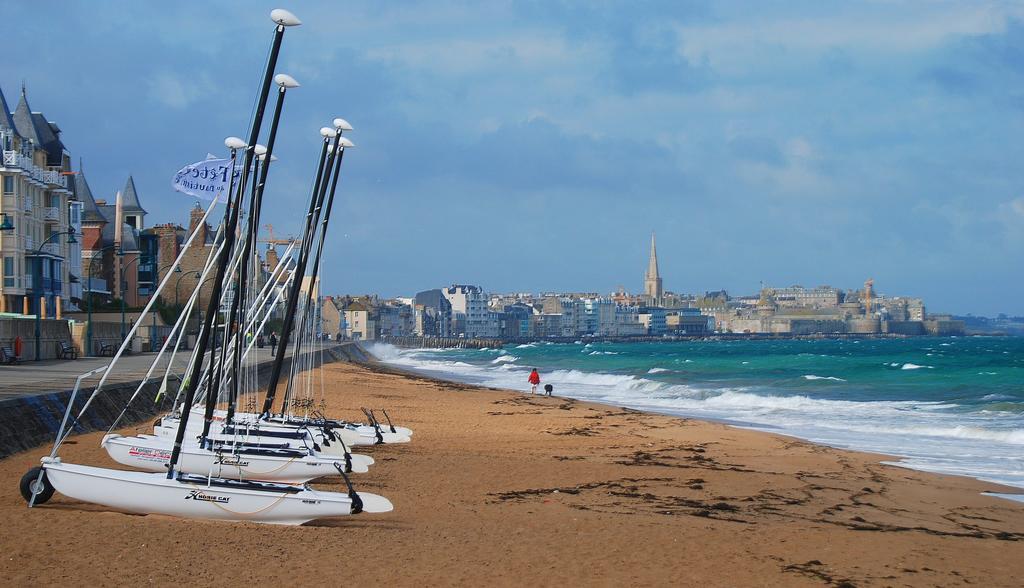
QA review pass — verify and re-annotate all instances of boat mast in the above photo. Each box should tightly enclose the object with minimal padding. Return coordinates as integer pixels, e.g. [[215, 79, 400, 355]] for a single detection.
[[225, 75, 296, 424], [167, 10, 300, 476], [260, 130, 341, 416], [282, 132, 351, 414]]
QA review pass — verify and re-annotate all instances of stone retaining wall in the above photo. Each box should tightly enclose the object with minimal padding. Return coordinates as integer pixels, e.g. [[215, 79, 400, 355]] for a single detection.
[[0, 317, 73, 361]]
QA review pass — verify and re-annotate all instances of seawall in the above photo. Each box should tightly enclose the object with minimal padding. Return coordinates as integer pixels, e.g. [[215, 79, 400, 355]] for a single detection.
[[377, 332, 920, 350], [377, 336, 503, 349], [0, 342, 366, 459]]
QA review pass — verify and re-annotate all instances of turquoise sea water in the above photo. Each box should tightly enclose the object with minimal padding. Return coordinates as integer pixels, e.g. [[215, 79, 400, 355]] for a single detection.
[[371, 337, 1024, 497]]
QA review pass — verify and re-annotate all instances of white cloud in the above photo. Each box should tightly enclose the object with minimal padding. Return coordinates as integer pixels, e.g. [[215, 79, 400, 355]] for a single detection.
[[675, 4, 1024, 70], [364, 34, 592, 77], [1009, 196, 1024, 217], [146, 72, 202, 109]]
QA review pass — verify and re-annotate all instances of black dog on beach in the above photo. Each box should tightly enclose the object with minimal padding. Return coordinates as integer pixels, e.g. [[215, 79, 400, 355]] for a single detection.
[[543, 384, 553, 397]]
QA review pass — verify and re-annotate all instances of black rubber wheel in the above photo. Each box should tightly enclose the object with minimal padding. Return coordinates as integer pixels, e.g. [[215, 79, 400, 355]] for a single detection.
[[20, 467, 54, 505]]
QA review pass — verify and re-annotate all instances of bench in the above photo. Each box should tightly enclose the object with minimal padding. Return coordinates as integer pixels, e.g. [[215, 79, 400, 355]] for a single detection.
[[1, 346, 20, 364], [98, 341, 117, 357], [56, 341, 79, 360]]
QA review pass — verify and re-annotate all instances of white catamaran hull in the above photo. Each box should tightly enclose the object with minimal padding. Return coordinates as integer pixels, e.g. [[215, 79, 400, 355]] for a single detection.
[[147, 423, 375, 463], [213, 409, 414, 438], [102, 434, 370, 482], [159, 414, 411, 446], [42, 461, 392, 525]]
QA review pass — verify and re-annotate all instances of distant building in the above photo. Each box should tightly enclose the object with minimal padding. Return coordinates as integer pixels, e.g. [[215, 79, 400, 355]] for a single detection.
[[615, 305, 645, 336], [643, 232, 663, 305], [321, 296, 343, 339], [444, 284, 499, 337], [342, 299, 375, 340], [768, 285, 841, 309], [413, 289, 452, 337], [378, 301, 414, 337], [501, 303, 533, 338], [666, 309, 713, 335], [638, 306, 667, 335], [583, 298, 616, 335], [1, 84, 75, 316]]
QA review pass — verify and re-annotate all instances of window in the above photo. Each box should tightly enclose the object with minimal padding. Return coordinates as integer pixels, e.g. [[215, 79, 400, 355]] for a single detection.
[[3, 256, 13, 288], [2, 176, 13, 194]]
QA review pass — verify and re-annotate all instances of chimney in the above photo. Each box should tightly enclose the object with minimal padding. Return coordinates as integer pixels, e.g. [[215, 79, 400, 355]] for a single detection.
[[188, 202, 207, 243]]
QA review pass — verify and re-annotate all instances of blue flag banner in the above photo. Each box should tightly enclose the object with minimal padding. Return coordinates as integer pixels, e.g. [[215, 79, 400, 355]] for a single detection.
[[171, 157, 239, 202]]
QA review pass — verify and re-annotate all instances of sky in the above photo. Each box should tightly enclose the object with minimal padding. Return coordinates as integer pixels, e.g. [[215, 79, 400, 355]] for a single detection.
[[2, 1, 1023, 315]]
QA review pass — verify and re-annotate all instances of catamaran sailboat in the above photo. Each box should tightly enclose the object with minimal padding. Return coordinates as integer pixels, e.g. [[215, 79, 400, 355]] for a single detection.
[[19, 8, 397, 524]]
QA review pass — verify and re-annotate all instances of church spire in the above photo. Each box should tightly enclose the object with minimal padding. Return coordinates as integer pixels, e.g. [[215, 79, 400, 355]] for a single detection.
[[643, 232, 664, 304], [646, 232, 659, 281]]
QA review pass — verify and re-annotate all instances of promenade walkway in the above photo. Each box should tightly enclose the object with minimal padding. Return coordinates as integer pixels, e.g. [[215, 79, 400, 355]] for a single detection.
[[0, 347, 284, 401]]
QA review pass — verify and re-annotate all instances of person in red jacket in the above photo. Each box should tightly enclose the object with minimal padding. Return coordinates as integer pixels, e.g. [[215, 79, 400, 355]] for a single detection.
[[528, 368, 541, 394]]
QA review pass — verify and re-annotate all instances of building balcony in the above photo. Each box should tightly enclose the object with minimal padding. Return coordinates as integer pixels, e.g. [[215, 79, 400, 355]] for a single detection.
[[43, 206, 60, 222], [41, 242, 61, 256], [2, 150, 18, 168], [24, 236, 34, 250], [42, 170, 67, 188]]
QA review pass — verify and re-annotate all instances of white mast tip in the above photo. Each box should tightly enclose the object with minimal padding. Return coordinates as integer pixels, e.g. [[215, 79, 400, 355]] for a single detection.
[[270, 9, 302, 26], [274, 73, 300, 88]]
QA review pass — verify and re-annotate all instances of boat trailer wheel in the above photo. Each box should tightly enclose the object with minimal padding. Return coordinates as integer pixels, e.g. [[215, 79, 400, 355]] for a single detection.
[[20, 467, 55, 505]]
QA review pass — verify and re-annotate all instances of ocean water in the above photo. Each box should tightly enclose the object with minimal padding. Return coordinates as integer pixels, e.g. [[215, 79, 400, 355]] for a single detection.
[[369, 337, 1024, 499]]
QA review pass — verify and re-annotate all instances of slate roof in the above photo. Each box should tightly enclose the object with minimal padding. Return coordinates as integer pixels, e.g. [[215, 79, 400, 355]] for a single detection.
[[76, 164, 107, 223], [344, 300, 370, 312], [0, 86, 17, 134], [100, 219, 140, 252], [11, 87, 66, 166], [120, 176, 147, 214]]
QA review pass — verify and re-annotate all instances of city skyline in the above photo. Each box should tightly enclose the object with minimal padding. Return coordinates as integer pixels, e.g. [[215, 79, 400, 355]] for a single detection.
[[1, 1, 1022, 315]]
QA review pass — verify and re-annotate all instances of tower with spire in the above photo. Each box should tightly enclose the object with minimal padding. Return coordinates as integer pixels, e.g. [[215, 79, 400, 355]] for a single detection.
[[644, 232, 663, 305]]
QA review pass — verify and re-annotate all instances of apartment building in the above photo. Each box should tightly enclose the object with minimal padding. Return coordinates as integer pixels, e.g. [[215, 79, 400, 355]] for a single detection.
[[1, 85, 75, 316], [444, 284, 499, 337]]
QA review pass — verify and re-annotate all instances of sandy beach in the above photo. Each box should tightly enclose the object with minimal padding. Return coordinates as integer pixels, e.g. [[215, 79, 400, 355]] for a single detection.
[[2, 359, 1023, 587]]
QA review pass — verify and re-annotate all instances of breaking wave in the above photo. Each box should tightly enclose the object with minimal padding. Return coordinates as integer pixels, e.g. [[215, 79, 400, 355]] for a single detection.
[[368, 342, 1024, 498], [802, 374, 846, 382]]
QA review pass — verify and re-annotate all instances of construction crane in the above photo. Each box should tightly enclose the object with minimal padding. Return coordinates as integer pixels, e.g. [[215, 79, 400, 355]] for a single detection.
[[259, 224, 295, 246], [864, 278, 874, 315]]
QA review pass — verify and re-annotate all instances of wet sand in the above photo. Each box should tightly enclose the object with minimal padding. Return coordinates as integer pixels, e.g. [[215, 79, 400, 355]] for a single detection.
[[1, 360, 1023, 586]]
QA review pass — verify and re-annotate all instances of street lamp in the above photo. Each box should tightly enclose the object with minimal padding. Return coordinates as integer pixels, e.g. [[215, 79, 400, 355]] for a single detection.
[[29, 228, 77, 361], [119, 254, 146, 341], [84, 243, 121, 355], [0, 213, 14, 231]]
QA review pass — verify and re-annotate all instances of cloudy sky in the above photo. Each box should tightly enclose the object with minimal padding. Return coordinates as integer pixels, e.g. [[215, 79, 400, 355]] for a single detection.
[[3, 1, 1023, 315]]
